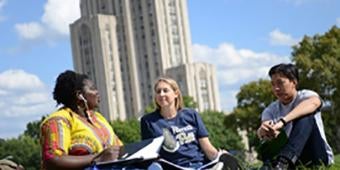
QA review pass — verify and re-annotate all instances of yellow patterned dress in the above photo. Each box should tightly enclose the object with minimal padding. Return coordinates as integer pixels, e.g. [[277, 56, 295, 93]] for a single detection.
[[40, 107, 123, 167]]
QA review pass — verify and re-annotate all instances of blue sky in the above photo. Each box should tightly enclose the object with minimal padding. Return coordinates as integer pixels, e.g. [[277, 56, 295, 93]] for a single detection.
[[0, 0, 339, 139]]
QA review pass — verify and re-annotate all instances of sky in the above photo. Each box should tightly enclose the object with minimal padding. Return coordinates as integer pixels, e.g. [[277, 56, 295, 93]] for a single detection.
[[0, 0, 339, 139]]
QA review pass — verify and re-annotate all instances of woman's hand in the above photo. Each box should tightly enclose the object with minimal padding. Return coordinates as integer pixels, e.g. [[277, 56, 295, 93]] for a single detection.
[[92, 145, 120, 163]]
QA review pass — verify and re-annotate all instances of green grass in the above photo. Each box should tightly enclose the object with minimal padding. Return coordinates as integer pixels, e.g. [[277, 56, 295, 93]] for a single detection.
[[249, 154, 340, 169], [292, 154, 340, 170], [328, 154, 340, 170], [335, 154, 340, 164]]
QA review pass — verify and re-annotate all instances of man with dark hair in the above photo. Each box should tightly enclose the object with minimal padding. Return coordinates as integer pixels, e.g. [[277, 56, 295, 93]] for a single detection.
[[257, 63, 333, 169]]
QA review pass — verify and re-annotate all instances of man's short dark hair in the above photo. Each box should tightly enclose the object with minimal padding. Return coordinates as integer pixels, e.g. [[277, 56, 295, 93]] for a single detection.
[[269, 63, 299, 83]]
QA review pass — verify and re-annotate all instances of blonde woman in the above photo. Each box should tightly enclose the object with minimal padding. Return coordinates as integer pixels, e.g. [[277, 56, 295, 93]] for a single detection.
[[141, 77, 238, 170]]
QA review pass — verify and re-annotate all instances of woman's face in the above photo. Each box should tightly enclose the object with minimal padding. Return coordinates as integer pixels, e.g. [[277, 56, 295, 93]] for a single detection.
[[271, 73, 297, 104], [155, 81, 178, 109], [81, 79, 100, 110]]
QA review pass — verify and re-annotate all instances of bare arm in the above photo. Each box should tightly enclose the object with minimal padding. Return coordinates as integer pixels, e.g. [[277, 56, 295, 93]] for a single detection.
[[198, 137, 219, 160], [44, 146, 120, 170], [283, 96, 321, 123], [273, 96, 321, 130], [44, 154, 96, 170]]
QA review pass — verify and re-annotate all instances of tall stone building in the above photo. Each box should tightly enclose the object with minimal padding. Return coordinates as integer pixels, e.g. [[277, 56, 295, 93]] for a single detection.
[[70, 0, 220, 120], [166, 63, 220, 112]]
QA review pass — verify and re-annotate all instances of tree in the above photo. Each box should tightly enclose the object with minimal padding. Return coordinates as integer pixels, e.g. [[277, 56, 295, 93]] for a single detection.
[[0, 117, 46, 170], [145, 101, 156, 113], [183, 96, 198, 109], [200, 110, 244, 151], [111, 118, 141, 143], [227, 79, 275, 152], [0, 135, 41, 170], [292, 26, 340, 152], [23, 116, 45, 139]]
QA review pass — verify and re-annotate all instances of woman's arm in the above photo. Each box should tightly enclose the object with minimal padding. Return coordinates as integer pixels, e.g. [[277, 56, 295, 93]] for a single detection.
[[44, 145, 120, 170], [44, 154, 96, 170], [198, 137, 219, 160]]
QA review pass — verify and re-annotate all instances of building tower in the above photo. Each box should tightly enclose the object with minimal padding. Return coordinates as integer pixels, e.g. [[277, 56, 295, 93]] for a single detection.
[[70, 0, 220, 120]]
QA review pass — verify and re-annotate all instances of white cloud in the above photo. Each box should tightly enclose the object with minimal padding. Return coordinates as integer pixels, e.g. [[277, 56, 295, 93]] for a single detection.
[[15, 0, 80, 41], [0, 69, 44, 90], [192, 43, 290, 111], [0, 89, 7, 96], [15, 22, 44, 40], [42, 0, 80, 35], [0, 69, 55, 138], [14, 92, 50, 105], [269, 29, 300, 46], [192, 43, 290, 85], [336, 17, 340, 27]]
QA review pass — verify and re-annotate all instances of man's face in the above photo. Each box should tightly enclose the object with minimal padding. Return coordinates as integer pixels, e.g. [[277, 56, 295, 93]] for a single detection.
[[271, 73, 297, 104]]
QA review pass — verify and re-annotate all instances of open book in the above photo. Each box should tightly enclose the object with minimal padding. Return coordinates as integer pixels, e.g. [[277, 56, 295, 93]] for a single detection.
[[94, 136, 164, 167], [158, 152, 241, 170], [157, 152, 222, 170]]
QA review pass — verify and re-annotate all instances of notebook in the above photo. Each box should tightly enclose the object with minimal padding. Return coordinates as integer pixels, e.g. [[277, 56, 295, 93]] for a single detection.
[[94, 136, 164, 167]]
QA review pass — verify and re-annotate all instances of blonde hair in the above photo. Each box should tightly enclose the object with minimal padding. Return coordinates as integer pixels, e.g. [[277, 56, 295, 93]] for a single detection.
[[153, 76, 184, 111]]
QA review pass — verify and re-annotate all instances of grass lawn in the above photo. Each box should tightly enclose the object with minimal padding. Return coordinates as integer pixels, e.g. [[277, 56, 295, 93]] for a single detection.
[[249, 154, 340, 169], [329, 154, 340, 169], [293, 154, 340, 170]]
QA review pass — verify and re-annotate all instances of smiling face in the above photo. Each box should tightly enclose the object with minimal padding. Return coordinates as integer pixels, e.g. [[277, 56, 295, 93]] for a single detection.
[[271, 73, 297, 104], [154, 81, 179, 110], [81, 79, 100, 110]]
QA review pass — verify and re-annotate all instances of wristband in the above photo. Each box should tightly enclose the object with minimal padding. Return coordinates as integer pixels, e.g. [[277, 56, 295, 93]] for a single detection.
[[279, 118, 287, 126]]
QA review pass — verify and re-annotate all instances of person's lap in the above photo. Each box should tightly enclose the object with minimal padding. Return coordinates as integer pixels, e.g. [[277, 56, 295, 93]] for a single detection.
[[157, 152, 241, 170], [260, 113, 328, 167]]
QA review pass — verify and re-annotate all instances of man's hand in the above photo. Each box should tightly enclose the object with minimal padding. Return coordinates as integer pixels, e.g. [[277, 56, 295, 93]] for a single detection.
[[257, 121, 280, 140], [271, 119, 285, 133]]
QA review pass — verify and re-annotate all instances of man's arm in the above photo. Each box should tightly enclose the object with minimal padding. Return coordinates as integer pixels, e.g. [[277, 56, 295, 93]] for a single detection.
[[273, 96, 321, 131]]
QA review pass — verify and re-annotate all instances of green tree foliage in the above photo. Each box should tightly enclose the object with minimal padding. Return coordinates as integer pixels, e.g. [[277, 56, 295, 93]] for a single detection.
[[111, 118, 141, 143], [292, 26, 340, 152], [0, 135, 40, 170], [200, 110, 244, 151], [0, 118, 44, 170], [183, 96, 198, 109], [227, 79, 275, 151], [145, 101, 157, 113], [23, 116, 45, 139]]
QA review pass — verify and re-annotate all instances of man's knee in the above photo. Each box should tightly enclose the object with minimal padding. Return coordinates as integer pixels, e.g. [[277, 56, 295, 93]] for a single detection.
[[292, 113, 316, 128]]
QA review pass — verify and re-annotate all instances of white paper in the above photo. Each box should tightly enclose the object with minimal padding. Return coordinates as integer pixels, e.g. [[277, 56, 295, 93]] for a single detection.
[[126, 136, 164, 160]]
